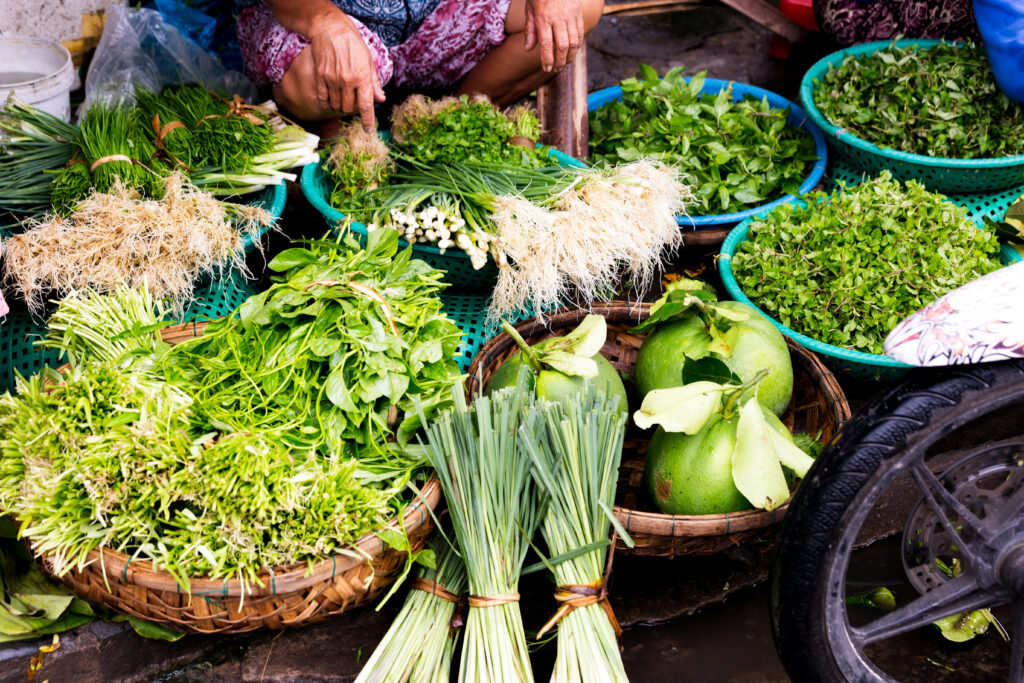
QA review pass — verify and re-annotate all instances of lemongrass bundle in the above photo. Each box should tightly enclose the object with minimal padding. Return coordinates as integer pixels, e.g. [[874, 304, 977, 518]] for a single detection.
[[489, 160, 691, 322], [419, 380, 543, 683], [2, 173, 270, 313], [355, 536, 467, 683], [520, 388, 631, 683]]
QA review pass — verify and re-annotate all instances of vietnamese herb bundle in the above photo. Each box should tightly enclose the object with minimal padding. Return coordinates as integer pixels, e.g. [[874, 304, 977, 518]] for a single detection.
[[590, 65, 817, 214], [355, 535, 467, 683], [78, 103, 158, 195], [2, 173, 270, 313], [0, 96, 78, 217], [520, 388, 631, 683], [815, 42, 1024, 159], [390, 95, 547, 168], [420, 381, 543, 683], [730, 172, 1002, 354]]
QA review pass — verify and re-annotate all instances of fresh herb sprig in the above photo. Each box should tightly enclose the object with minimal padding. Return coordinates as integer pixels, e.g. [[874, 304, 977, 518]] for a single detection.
[[590, 65, 817, 214], [730, 172, 1002, 354], [815, 42, 1024, 159]]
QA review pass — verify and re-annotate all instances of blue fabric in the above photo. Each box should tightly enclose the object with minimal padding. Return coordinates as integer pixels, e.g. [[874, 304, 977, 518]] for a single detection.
[[234, 0, 443, 46], [974, 0, 1024, 102]]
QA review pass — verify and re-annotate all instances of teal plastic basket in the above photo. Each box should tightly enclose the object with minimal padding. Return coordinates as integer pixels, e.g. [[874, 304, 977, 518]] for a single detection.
[[718, 196, 1022, 381], [801, 39, 1024, 193], [300, 148, 586, 290]]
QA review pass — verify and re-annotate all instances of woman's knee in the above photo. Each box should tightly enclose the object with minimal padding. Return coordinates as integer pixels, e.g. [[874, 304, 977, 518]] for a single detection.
[[582, 0, 605, 33]]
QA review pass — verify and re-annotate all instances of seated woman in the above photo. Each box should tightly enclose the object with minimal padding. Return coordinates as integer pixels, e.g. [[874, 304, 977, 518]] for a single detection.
[[236, 0, 604, 132]]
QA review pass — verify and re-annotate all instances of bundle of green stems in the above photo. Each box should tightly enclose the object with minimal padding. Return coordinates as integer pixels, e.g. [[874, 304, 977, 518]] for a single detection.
[[521, 388, 631, 683], [355, 535, 467, 683], [0, 96, 78, 216], [420, 379, 544, 683]]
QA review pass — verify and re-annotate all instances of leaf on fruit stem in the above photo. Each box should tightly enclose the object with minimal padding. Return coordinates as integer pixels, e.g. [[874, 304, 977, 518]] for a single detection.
[[732, 398, 790, 511], [633, 381, 724, 433]]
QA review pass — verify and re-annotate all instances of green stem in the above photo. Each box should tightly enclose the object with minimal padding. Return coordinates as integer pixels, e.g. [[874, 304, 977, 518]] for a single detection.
[[500, 321, 542, 374], [721, 368, 771, 418]]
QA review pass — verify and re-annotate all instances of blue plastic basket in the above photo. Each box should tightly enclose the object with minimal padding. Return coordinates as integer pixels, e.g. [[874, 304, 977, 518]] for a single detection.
[[587, 78, 828, 231], [801, 39, 1024, 193], [718, 198, 1022, 381], [301, 147, 586, 290]]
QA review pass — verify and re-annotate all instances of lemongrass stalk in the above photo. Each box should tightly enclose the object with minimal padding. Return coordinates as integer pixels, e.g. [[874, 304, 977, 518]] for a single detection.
[[419, 379, 543, 683], [519, 388, 630, 683], [356, 536, 467, 683]]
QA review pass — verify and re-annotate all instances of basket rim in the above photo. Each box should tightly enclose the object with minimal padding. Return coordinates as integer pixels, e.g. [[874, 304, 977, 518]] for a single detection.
[[718, 199, 1022, 372], [299, 145, 586, 260], [465, 301, 851, 538], [800, 38, 1024, 168], [38, 320, 444, 598], [587, 77, 829, 227]]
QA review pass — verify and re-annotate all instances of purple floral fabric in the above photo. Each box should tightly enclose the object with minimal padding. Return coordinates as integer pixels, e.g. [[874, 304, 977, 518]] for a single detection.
[[814, 0, 981, 46], [237, 0, 511, 91]]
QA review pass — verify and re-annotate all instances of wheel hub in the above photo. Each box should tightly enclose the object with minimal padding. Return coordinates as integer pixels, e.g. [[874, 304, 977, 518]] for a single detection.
[[903, 445, 1024, 595]]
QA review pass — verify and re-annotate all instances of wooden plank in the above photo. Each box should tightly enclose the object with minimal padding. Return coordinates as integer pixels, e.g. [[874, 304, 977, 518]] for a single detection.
[[716, 0, 809, 42], [537, 44, 590, 160], [682, 228, 731, 247]]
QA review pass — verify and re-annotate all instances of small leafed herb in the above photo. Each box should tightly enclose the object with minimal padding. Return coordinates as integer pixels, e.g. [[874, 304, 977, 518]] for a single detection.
[[731, 173, 1002, 354], [815, 42, 1024, 159], [589, 65, 817, 214]]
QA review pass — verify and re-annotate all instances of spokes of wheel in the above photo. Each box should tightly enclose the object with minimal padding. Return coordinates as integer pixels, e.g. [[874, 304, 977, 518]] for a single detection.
[[911, 461, 992, 558], [851, 574, 1006, 647]]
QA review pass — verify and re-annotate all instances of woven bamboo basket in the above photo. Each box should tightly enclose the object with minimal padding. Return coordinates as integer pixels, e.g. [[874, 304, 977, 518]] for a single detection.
[[466, 301, 851, 558], [32, 321, 442, 634]]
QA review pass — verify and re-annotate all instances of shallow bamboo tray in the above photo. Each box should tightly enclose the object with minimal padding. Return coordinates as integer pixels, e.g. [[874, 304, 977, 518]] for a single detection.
[[467, 301, 851, 558], [33, 321, 441, 633]]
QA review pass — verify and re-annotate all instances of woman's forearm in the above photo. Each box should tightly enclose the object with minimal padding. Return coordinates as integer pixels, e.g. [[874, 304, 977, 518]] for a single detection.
[[263, 0, 355, 39]]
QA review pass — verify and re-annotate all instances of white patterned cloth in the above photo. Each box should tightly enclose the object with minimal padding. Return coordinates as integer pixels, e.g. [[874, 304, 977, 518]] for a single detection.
[[884, 261, 1024, 366]]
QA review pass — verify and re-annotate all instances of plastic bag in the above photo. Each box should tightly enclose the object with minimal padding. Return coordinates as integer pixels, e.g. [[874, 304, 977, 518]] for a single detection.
[[0, 240, 8, 319], [974, 0, 1024, 102], [83, 5, 255, 109]]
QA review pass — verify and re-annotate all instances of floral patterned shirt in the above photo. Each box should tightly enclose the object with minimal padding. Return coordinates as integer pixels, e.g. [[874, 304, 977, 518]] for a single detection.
[[235, 0, 444, 46]]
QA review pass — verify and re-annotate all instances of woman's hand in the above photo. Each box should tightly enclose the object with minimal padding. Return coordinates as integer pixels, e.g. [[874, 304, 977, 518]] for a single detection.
[[308, 17, 385, 131], [524, 0, 585, 73]]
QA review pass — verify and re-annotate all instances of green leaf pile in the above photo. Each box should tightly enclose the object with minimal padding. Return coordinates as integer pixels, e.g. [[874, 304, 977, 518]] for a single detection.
[[730, 172, 1002, 354], [815, 42, 1024, 159], [589, 65, 818, 214]]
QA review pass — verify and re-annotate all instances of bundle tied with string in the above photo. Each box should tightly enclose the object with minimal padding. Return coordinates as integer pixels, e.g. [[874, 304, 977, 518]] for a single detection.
[[355, 533, 468, 683], [520, 387, 631, 682], [419, 377, 544, 683]]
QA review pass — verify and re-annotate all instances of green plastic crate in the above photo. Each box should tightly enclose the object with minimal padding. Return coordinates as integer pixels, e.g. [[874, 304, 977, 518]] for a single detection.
[[801, 39, 1024, 193], [438, 289, 541, 374]]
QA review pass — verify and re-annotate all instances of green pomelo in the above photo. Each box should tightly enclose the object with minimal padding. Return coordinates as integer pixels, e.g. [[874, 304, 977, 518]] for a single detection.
[[645, 406, 793, 515], [633, 316, 709, 398], [633, 302, 794, 416], [485, 344, 629, 416]]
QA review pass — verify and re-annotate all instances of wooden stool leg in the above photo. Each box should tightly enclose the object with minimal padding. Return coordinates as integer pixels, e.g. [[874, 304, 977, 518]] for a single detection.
[[537, 44, 590, 160]]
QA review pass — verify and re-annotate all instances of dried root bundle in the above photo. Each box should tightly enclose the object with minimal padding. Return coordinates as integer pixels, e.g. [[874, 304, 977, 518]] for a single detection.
[[489, 160, 691, 321], [3, 173, 271, 313]]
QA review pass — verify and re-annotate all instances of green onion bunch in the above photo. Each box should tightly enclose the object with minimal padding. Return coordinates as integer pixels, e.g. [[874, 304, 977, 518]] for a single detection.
[[520, 388, 631, 683], [0, 96, 78, 217], [419, 379, 545, 683], [48, 161, 91, 215], [78, 103, 158, 194], [355, 535, 468, 683]]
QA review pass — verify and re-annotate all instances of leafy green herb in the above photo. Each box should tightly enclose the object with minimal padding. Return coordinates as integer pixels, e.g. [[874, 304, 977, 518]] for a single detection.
[[730, 172, 1002, 354], [590, 65, 817, 214], [815, 42, 1024, 159]]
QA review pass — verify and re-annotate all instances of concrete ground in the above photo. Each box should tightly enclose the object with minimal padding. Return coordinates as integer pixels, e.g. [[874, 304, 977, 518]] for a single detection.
[[2, 7, 1005, 682]]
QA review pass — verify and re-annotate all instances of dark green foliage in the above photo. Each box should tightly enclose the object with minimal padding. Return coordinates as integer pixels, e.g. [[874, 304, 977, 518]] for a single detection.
[[815, 42, 1024, 159], [731, 173, 1002, 354], [589, 65, 818, 215]]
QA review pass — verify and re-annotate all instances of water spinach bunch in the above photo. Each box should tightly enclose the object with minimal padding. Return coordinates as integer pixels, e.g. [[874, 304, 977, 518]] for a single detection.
[[815, 42, 1024, 159], [730, 172, 1002, 354], [590, 64, 817, 215]]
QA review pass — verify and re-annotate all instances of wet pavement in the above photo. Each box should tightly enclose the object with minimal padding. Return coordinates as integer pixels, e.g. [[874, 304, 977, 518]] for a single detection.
[[0, 8, 973, 682]]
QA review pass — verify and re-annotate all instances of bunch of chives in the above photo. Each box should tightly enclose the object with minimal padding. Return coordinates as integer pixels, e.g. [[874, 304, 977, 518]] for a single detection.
[[519, 388, 631, 683], [355, 535, 467, 683], [420, 380, 544, 683], [78, 103, 156, 194], [0, 96, 78, 216]]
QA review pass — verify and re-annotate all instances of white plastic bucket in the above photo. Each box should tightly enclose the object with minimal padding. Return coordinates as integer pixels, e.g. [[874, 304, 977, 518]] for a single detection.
[[0, 37, 76, 121]]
